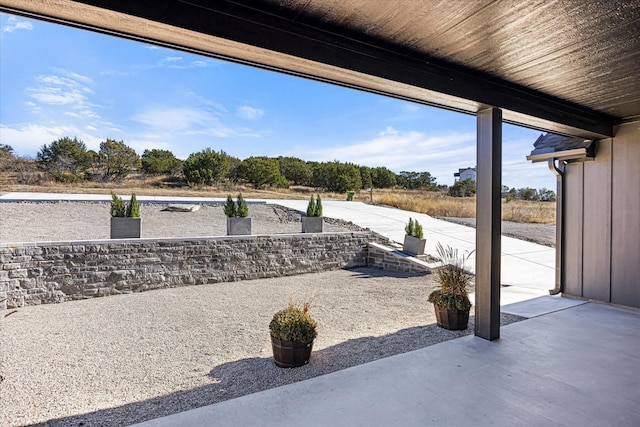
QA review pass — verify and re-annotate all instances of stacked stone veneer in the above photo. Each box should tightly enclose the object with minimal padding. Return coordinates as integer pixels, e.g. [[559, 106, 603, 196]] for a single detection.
[[367, 242, 432, 274], [1, 232, 373, 309]]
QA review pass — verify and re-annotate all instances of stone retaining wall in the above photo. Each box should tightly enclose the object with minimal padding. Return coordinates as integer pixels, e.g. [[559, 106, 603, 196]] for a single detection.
[[367, 242, 432, 274], [0, 233, 369, 309]]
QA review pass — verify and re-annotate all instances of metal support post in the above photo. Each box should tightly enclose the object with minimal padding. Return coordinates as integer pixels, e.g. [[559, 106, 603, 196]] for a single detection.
[[475, 107, 502, 341]]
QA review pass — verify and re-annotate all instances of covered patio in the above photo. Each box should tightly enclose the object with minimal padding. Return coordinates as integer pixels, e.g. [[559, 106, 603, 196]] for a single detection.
[[1, 1, 639, 425], [134, 297, 640, 426]]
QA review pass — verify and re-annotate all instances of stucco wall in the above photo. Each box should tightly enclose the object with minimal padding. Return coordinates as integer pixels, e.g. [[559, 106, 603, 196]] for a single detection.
[[563, 121, 640, 308]]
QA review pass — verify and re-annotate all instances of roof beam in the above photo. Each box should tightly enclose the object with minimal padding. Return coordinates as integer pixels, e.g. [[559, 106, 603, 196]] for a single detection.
[[0, 0, 616, 138]]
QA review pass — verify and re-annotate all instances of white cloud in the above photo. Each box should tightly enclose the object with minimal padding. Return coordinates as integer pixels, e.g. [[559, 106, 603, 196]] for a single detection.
[[133, 106, 219, 132], [86, 125, 97, 131], [0, 124, 102, 156], [3, 16, 33, 33], [296, 127, 476, 185], [236, 106, 264, 120], [27, 71, 98, 119], [137, 57, 210, 70]]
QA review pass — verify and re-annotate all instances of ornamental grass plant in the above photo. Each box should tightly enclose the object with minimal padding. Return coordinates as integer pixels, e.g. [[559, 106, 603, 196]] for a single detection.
[[428, 242, 474, 311]]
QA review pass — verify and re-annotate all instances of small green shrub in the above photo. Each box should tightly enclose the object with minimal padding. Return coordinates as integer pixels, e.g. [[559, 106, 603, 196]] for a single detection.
[[224, 193, 249, 218], [236, 193, 249, 218], [428, 242, 473, 311], [110, 193, 126, 217], [306, 195, 316, 217], [126, 193, 140, 218], [314, 194, 322, 217], [223, 194, 236, 217], [269, 301, 318, 343], [404, 217, 424, 238], [306, 194, 322, 217]]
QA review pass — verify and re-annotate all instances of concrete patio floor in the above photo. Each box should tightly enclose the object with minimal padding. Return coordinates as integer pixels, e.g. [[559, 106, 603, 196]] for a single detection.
[[134, 297, 640, 427]]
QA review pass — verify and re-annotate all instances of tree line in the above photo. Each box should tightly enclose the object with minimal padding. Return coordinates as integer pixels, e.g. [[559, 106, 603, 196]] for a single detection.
[[0, 138, 555, 200], [1, 137, 442, 193]]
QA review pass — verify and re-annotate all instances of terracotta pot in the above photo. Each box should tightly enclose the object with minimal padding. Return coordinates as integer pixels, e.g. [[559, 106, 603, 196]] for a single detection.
[[434, 305, 470, 330], [271, 336, 313, 368]]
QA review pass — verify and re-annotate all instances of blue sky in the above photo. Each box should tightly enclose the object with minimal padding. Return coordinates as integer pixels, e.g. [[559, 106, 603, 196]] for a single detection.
[[0, 13, 555, 190]]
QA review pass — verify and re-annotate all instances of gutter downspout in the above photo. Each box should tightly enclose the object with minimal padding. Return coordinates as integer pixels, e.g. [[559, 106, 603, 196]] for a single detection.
[[548, 158, 564, 295]]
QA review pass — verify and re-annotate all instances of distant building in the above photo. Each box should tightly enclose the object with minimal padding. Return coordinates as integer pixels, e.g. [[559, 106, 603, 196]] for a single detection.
[[454, 167, 476, 182]]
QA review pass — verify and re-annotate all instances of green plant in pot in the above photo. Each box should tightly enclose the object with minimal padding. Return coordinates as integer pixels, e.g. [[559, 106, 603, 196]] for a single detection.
[[428, 242, 474, 330], [403, 217, 426, 256], [224, 193, 251, 235], [269, 301, 318, 368], [302, 194, 323, 233], [110, 192, 141, 238]]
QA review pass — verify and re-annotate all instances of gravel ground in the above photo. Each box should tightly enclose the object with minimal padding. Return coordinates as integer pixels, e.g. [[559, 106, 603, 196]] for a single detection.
[[0, 268, 523, 427], [439, 217, 555, 247], [0, 201, 528, 426], [0, 202, 363, 243]]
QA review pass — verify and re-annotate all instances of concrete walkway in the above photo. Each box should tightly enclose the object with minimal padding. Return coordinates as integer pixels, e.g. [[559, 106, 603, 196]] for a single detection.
[[132, 298, 640, 427]]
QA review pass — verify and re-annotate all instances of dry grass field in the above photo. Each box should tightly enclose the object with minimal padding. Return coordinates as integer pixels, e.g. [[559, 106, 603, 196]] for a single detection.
[[0, 172, 555, 224], [373, 189, 555, 224]]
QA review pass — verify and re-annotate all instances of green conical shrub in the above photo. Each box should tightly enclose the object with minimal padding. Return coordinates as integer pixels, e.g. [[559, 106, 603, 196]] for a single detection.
[[223, 194, 236, 217], [236, 193, 249, 218], [314, 194, 322, 217], [126, 193, 140, 218], [110, 192, 126, 217], [306, 195, 316, 217]]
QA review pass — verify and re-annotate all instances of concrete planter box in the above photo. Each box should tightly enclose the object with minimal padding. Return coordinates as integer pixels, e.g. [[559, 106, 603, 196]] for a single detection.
[[110, 217, 141, 239], [403, 234, 426, 256], [227, 217, 252, 235], [302, 216, 323, 233]]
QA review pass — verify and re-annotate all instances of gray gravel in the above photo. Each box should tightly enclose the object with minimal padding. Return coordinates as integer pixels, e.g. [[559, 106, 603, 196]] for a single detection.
[[439, 217, 556, 247], [1, 268, 523, 427], [0, 201, 525, 426], [0, 202, 363, 243]]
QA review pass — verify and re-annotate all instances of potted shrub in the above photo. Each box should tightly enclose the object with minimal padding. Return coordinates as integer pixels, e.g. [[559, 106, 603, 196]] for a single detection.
[[225, 193, 251, 235], [428, 242, 474, 330], [302, 194, 323, 233], [269, 301, 318, 368], [110, 192, 141, 239], [403, 217, 426, 255]]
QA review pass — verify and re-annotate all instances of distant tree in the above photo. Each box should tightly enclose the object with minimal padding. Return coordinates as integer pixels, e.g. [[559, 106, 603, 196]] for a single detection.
[[37, 136, 93, 181], [183, 148, 231, 186], [226, 155, 242, 183], [236, 156, 283, 188], [370, 166, 396, 188], [538, 188, 556, 202], [359, 166, 373, 189], [505, 187, 517, 202], [141, 149, 183, 175], [311, 161, 361, 193], [0, 144, 14, 158], [97, 139, 141, 181], [448, 178, 476, 197], [517, 187, 539, 201], [278, 156, 312, 186], [397, 171, 438, 190], [0, 144, 15, 171]]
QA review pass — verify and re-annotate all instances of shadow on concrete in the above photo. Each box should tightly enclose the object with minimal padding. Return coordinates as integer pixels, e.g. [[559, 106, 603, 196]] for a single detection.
[[37, 314, 524, 427]]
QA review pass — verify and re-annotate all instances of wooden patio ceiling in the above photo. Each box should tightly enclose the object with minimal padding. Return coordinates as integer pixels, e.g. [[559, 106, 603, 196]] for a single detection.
[[1, 1, 639, 138]]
